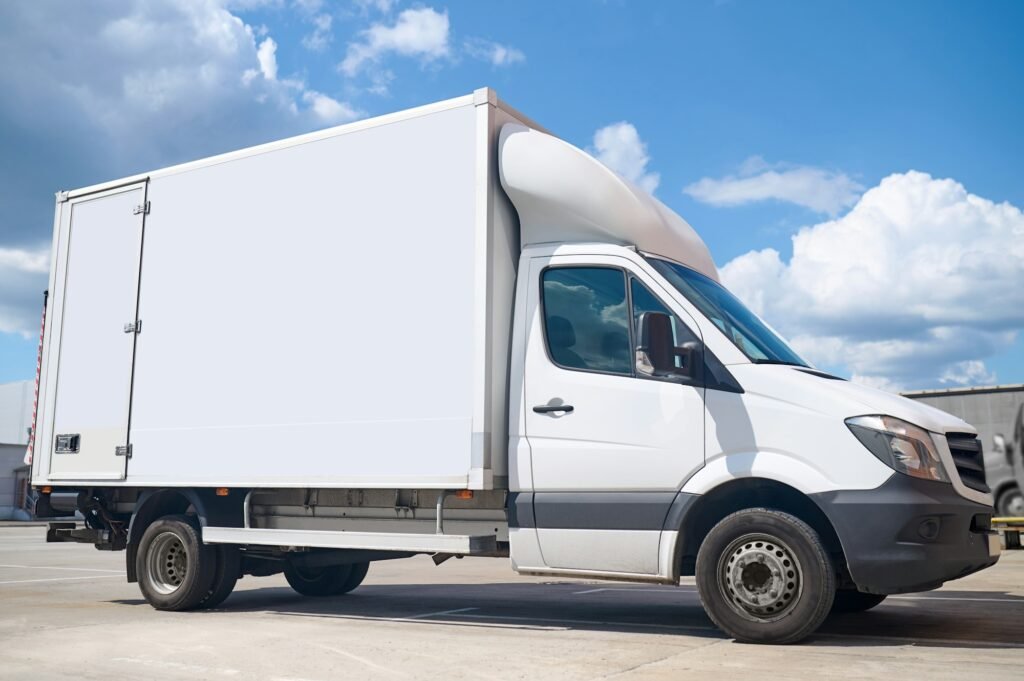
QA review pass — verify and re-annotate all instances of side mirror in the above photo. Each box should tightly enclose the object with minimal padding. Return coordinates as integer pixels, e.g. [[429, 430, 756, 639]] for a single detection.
[[636, 312, 703, 383]]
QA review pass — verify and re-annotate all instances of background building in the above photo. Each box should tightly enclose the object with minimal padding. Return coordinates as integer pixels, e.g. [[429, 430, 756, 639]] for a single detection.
[[0, 379, 33, 519], [902, 384, 1024, 516]]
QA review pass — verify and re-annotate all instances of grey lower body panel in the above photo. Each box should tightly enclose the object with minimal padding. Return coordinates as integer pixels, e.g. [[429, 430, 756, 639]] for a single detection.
[[508, 491, 698, 531], [811, 475, 1000, 594]]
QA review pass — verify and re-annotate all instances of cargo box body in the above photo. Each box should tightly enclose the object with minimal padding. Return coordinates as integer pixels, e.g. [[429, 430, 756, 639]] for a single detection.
[[32, 91, 529, 490]]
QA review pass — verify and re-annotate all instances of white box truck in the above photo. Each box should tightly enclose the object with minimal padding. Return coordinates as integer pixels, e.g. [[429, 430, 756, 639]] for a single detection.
[[27, 88, 1000, 643]]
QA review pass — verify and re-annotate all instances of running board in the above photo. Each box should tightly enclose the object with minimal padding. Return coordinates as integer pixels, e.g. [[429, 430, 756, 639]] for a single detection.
[[202, 526, 497, 555]]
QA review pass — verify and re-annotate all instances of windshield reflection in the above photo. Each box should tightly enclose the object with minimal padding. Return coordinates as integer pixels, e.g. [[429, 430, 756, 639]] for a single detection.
[[647, 258, 808, 367]]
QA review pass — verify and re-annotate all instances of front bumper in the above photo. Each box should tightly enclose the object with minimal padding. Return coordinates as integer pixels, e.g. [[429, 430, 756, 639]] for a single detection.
[[811, 474, 1000, 594]]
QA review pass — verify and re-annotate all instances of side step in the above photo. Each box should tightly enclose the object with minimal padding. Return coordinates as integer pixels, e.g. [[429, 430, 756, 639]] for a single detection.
[[202, 526, 498, 555]]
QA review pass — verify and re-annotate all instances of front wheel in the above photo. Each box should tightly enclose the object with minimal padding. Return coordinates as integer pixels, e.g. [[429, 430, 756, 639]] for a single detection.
[[696, 508, 835, 644]]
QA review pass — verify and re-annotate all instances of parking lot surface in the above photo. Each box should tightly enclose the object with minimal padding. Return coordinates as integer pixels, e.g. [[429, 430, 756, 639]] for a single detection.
[[1, 524, 1022, 680]]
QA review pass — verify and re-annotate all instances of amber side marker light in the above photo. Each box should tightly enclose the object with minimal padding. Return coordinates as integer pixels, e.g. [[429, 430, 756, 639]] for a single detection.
[[215, 488, 230, 497], [41, 486, 52, 494], [454, 490, 473, 500]]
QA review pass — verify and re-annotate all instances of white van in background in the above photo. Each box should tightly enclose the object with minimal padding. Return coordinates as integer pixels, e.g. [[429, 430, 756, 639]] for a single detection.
[[28, 89, 1000, 644]]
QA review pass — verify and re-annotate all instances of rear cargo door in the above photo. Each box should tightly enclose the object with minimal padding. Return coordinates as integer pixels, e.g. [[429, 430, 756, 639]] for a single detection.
[[48, 182, 147, 480]]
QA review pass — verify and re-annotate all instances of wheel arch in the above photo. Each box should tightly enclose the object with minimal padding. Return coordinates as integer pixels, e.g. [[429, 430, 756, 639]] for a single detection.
[[126, 488, 244, 582], [670, 477, 847, 580]]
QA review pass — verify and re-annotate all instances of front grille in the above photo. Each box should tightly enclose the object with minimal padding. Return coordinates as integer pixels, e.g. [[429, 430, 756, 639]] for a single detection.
[[946, 433, 989, 494]]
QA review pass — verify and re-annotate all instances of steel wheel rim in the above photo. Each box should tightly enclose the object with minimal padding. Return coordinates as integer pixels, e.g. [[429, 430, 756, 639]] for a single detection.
[[717, 533, 803, 622], [147, 531, 188, 595]]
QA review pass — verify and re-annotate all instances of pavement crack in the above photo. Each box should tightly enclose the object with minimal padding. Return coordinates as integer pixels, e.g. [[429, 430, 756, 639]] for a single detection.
[[589, 638, 730, 680]]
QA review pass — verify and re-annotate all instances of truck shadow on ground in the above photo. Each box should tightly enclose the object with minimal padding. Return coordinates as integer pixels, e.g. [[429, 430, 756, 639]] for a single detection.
[[110, 582, 1024, 650]]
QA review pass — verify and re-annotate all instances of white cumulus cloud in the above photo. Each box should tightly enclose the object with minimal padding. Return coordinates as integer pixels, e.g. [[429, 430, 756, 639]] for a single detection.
[[256, 36, 279, 80], [590, 122, 660, 194], [353, 0, 396, 13], [685, 156, 864, 215], [940, 360, 998, 387], [0, 246, 51, 337], [301, 13, 333, 51], [0, 1, 360, 176], [720, 170, 1024, 390], [340, 7, 450, 77], [302, 90, 362, 124], [465, 38, 526, 67]]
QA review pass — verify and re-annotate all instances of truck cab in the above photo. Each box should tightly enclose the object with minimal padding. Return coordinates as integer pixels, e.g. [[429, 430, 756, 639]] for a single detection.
[[498, 123, 1001, 642]]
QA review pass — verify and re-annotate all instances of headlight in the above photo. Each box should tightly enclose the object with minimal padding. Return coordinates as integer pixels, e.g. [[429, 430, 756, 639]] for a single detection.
[[846, 415, 949, 482]]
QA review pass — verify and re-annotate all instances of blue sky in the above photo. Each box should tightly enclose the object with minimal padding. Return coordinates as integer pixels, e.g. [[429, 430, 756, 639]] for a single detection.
[[0, 0, 1021, 390]]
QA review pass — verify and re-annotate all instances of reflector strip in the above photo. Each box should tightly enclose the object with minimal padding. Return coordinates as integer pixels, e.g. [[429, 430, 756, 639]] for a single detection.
[[24, 290, 48, 467]]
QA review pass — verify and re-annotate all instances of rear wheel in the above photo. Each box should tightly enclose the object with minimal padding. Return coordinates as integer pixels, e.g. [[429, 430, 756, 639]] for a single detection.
[[282, 561, 358, 596], [136, 514, 217, 611], [284, 561, 370, 596], [339, 561, 369, 593], [831, 590, 886, 613], [199, 545, 241, 609], [696, 508, 835, 644]]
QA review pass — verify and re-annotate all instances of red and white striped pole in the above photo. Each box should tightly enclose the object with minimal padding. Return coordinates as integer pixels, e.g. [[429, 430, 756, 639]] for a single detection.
[[24, 289, 48, 468]]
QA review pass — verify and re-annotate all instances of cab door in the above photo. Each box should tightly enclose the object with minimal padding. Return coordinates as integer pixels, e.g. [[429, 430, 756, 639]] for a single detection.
[[522, 254, 705, 575], [48, 182, 147, 480]]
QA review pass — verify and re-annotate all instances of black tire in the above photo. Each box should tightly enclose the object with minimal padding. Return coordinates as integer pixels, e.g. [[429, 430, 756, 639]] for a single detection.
[[696, 508, 835, 644], [831, 590, 886, 613], [284, 562, 353, 597], [136, 514, 217, 611], [337, 561, 369, 594], [995, 485, 1024, 517], [198, 545, 241, 610]]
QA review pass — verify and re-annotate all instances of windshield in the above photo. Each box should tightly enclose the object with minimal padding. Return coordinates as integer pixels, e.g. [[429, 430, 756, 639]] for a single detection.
[[647, 258, 808, 366]]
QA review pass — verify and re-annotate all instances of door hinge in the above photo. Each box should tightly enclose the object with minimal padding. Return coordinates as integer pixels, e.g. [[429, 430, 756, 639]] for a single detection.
[[133, 201, 150, 215], [123, 320, 142, 334], [115, 444, 132, 458]]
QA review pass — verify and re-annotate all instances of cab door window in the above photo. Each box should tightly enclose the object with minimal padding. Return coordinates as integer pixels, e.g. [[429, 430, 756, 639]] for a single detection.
[[541, 267, 632, 375]]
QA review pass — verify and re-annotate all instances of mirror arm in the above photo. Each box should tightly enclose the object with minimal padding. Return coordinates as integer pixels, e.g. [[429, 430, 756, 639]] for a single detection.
[[635, 347, 656, 378]]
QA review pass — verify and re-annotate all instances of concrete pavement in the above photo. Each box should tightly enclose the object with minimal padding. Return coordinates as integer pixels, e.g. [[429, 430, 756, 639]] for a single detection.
[[1, 525, 1022, 680]]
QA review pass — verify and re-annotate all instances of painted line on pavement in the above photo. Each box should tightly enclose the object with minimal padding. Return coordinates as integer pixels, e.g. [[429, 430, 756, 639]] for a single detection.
[[0, 574, 122, 585], [0, 563, 122, 573], [890, 595, 1024, 604], [405, 606, 479, 620]]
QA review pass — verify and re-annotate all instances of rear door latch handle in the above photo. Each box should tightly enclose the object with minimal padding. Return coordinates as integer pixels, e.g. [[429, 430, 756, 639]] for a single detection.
[[533, 404, 574, 414]]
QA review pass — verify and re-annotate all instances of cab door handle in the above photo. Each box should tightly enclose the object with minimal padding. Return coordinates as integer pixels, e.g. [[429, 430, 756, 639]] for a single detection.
[[533, 404, 574, 414]]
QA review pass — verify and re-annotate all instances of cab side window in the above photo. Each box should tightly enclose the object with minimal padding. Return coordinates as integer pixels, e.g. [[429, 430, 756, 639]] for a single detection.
[[541, 267, 632, 375], [630, 278, 699, 372]]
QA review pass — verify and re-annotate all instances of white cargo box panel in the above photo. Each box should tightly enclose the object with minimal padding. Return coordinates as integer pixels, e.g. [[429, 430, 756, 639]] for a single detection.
[[33, 90, 525, 490]]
